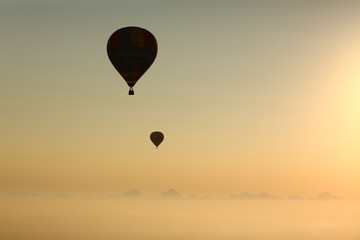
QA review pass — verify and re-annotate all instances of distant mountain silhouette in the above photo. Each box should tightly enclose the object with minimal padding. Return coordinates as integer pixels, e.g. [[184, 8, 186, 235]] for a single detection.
[[109, 189, 142, 198], [188, 194, 211, 200], [288, 195, 303, 200], [161, 188, 182, 199], [122, 189, 142, 198], [56, 193, 75, 198], [315, 191, 342, 200], [6, 190, 347, 201], [230, 192, 282, 200]]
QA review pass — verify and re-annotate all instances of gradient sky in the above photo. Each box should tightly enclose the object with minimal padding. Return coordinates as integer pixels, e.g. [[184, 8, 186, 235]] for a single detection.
[[1, 0, 359, 199]]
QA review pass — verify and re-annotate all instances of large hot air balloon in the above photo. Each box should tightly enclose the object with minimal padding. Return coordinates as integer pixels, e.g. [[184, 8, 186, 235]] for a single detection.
[[107, 26, 158, 95], [150, 131, 164, 149]]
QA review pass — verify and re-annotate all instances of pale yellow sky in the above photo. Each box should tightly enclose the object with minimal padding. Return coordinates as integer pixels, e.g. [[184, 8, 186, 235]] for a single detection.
[[0, 0, 359, 200]]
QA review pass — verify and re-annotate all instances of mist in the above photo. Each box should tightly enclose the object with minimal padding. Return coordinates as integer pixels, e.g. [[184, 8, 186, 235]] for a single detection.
[[1, 195, 359, 240]]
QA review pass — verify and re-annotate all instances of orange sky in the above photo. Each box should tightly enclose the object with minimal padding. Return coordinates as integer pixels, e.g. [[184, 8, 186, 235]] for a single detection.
[[0, 0, 359, 200]]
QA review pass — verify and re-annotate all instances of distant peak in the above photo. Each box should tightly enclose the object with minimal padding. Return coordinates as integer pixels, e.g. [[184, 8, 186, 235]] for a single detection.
[[161, 188, 182, 199]]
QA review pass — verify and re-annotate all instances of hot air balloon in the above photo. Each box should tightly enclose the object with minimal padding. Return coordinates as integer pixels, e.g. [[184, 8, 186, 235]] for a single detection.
[[150, 131, 164, 149], [107, 26, 158, 95]]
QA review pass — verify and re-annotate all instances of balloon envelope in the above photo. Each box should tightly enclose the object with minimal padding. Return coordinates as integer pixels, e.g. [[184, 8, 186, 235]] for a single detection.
[[107, 26, 157, 93], [150, 131, 164, 148]]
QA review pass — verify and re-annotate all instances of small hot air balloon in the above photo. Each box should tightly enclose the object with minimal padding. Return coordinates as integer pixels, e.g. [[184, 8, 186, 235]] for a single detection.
[[150, 131, 164, 149], [107, 26, 158, 95]]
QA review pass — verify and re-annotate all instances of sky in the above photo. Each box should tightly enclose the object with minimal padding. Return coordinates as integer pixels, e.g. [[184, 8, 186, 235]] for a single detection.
[[1, 1, 360, 239], [1, 0, 360, 199]]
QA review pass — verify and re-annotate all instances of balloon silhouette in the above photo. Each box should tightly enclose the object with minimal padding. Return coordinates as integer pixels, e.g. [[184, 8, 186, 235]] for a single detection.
[[150, 131, 164, 149], [107, 26, 158, 95]]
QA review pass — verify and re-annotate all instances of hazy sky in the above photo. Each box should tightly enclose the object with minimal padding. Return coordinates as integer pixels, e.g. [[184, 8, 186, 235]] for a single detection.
[[1, 0, 359, 199]]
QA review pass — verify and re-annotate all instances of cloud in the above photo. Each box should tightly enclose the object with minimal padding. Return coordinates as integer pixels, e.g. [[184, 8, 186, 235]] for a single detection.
[[229, 192, 282, 200], [161, 188, 183, 199]]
